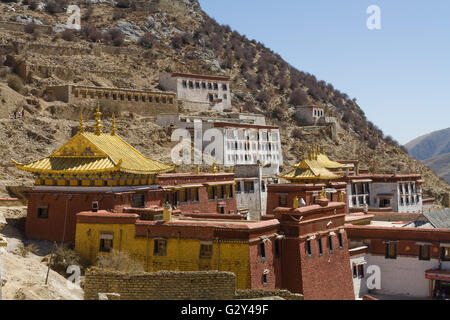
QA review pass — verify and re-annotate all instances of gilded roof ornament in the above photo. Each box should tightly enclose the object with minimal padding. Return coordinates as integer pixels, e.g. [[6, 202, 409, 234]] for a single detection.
[[78, 111, 86, 133], [320, 187, 326, 199], [211, 161, 218, 173], [93, 103, 103, 136]]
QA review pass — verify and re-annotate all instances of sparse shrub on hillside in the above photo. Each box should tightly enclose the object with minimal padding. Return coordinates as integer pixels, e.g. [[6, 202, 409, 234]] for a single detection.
[[45, 1, 67, 14], [116, 0, 131, 8], [82, 5, 94, 21], [97, 250, 143, 273], [61, 29, 77, 42], [7, 74, 25, 93], [113, 10, 126, 21], [51, 246, 89, 276], [292, 128, 303, 139], [368, 137, 378, 150], [271, 106, 285, 121], [139, 32, 156, 48], [17, 243, 37, 257], [256, 91, 270, 105], [24, 22, 39, 35], [289, 89, 309, 106], [25, 0, 39, 10], [103, 28, 125, 46], [81, 25, 102, 42]]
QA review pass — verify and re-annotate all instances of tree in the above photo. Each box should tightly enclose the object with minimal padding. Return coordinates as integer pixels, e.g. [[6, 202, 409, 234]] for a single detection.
[[289, 89, 308, 106]]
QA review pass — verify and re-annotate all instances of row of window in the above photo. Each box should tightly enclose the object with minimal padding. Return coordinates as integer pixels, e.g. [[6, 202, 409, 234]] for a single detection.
[[400, 195, 421, 206], [235, 180, 264, 194], [182, 80, 227, 91], [100, 237, 214, 258], [207, 185, 234, 201], [313, 109, 324, 117], [173, 188, 200, 204], [227, 141, 279, 151], [226, 154, 281, 163], [399, 183, 419, 195], [385, 243, 450, 261], [73, 90, 174, 104], [226, 130, 279, 142], [208, 93, 228, 102], [306, 234, 344, 257]]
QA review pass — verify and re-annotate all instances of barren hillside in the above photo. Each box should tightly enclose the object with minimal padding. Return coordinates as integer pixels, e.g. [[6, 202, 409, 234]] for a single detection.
[[0, 0, 448, 202]]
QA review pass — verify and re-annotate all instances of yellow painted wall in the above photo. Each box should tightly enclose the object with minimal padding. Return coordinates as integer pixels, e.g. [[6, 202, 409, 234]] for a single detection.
[[75, 223, 252, 289]]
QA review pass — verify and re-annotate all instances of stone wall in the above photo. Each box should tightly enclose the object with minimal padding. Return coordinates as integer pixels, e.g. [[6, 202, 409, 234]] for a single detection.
[[234, 289, 303, 300], [0, 21, 53, 34], [84, 268, 236, 300]]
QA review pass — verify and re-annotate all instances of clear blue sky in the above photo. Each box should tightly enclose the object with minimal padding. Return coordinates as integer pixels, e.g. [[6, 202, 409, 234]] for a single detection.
[[198, 0, 450, 144]]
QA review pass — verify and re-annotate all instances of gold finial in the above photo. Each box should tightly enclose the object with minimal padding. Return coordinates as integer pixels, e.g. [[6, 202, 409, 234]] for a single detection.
[[293, 196, 299, 209], [229, 166, 234, 173], [212, 160, 217, 173], [320, 187, 326, 199], [339, 191, 344, 202], [94, 103, 103, 135], [211, 161, 218, 173], [78, 111, 85, 133], [195, 165, 200, 174], [111, 113, 116, 136]]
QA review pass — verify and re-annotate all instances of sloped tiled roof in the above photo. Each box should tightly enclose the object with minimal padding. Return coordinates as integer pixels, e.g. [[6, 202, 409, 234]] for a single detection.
[[12, 132, 174, 175], [423, 209, 450, 229]]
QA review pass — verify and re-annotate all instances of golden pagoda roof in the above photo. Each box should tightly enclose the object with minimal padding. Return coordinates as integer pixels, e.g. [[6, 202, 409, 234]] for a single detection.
[[280, 146, 345, 181], [12, 126, 174, 176]]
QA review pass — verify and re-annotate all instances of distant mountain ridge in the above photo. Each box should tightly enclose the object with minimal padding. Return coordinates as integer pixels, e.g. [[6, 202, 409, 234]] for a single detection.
[[405, 128, 450, 183], [405, 128, 450, 161]]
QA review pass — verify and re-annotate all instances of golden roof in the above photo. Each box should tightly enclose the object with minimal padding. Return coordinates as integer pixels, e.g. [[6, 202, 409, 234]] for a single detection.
[[12, 114, 174, 175], [280, 146, 344, 181]]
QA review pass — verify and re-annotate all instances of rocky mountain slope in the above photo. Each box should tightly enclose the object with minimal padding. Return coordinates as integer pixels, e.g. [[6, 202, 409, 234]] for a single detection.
[[405, 128, 450, 184], [0, 0, 448, 203]]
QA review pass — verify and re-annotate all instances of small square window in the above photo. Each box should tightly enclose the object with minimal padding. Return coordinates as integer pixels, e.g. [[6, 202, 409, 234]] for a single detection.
[[419, 245, 431, 261], [358, 264, 364, 278], [262, 273, 268, 286], [200, 242, 213, 258], [385, 243, 397, 259], [441, 247, 450, 261], [154, 239, 167, 256], [37, 206, 49, 219], [260, 242, 266, 262], [99, 233, 113, 253]]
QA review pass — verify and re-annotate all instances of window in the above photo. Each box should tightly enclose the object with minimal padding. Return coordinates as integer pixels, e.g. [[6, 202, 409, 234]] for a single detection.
[[179, 189, 187, 203], [200, 242, 213, 258], [222, 84, 227, 91], [244, 181, 254, 193], [236, 182, 242, 194], [261, 181, 266, 192], [37, 206, 49, 219], [195, 82, 200, 89], [188, 81, 194, 89], [216, 186, 224, 200], [92, 201, 99, 212], [154, 239, 167, 256], [278, 194, 287, 207], [385, 243, 397, 259], [262, 273, 268, 286], [318, 238, 323, 257], [274, 240, 280, 258], [306, 240, 312, 257], [352, 265, 358, 278], [202, 82, 206, 89], [441, 247, 450, 261], [99, 233, 113, 253], [132, 194, 145, 208], [358, 264, 365, 279], [260, 242, 266, 262], [182, 80, 187, 88], [190, 188, 199, 202], [223, 94, 228, 100], [208, 186, 215, 200], [419, 245, 431, 261], [328, 236, 333, 254], [338, 233, 344, 249], [225, 185, 233, 199]]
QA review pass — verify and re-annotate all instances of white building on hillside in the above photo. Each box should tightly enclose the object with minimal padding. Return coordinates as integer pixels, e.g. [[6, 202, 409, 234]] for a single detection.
[[159, 72, 231, 112]]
